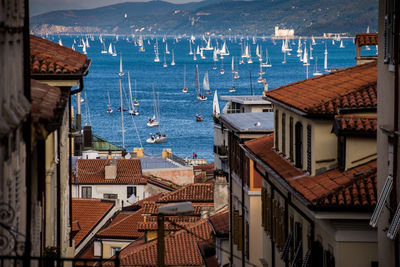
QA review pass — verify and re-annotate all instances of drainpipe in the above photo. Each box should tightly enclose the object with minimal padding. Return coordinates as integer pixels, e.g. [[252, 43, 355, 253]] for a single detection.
[[228, 132, 233, 265], [23, 0, 31, 264], [57, 129, 61, 251], [69, 78, 85, 247], [393, 0, 399, 265]]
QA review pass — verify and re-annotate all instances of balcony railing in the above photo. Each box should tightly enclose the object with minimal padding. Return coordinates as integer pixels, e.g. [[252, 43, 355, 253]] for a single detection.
[[214, 145, 228, 158]]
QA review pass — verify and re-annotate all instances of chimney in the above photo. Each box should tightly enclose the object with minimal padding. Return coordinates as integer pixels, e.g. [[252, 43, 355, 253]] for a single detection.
[[214, 173, 229, 211], [105, 158, 117, 179], [133, 147, 144, 158], [162, 148, 172, 159]]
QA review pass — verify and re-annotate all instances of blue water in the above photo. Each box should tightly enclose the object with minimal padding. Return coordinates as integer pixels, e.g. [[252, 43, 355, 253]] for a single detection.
[[50, 35, 377, 161]]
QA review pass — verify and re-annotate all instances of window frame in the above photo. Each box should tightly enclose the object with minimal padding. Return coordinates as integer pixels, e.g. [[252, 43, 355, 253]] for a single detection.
[[81, 186, 92, 198]]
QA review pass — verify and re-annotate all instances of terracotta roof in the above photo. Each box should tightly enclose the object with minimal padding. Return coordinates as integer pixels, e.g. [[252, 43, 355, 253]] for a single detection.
[[141, 202, 205, 215], [30, 35, 90, 75], [197, 239, 219, 267], [265, 62, 377, 115], [143, 175, 181, 190], [208, 209, 229, 237], [115, 219, 213, 266], [31, 79, 65, 123], [356, 33, 378, 46], [245, 134, 377, 209], [75, 243, 99, 266], [138, 216, 200, 231], [333, 115, 377, 135], [72, 199, 115, 246], [157, 183, 214, 203], [308, 82, 377, 114], [123, 193, 165, 211], [193, 163, 215, 174], [74, 159, 144, 184], [97, 210, 144, 239]]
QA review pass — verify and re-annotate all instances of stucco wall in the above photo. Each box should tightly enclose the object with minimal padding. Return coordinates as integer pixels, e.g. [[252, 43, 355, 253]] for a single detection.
[[72, 184, 146, 203], [346, 136, 376, 170], [142, 168, 194, 185], [101, 240, 131, 259]]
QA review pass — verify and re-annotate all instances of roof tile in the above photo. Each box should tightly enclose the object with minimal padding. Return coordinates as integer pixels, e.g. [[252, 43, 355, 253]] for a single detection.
[[356, 33, 378, 46]]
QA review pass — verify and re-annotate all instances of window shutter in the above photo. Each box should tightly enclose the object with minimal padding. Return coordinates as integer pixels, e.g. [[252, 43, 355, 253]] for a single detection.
[[282, 113, 286, 155], [261, 188, 266, 227], [289, 117, 294, 161], [238, 215, 243, 251], [246, 221, 250, 259], [275, 110, 279, 150], [307, 125, 312, 174]]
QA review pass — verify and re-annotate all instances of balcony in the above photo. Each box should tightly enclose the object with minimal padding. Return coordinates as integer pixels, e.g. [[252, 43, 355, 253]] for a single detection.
[[214, 145, 228, 159]]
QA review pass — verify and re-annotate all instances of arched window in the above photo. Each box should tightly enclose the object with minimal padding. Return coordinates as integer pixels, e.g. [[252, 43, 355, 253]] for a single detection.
[[295, 122, 303, 169]]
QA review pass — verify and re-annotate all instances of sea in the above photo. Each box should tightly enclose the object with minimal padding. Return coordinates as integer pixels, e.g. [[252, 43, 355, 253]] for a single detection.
[[47, 35, 377, 162]]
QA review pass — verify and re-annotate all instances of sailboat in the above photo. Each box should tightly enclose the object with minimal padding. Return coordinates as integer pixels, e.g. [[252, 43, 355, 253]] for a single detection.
[[189, 41, 193, 55], [309, 43, 313, 60], [313, 57, 323, 76], [82, 40, 87, 55], [324, 45, 330, 72], [213, 48, 218, 62], [203, 71, 211, 95], [112, 45, 117, 57], [108, 43, 113, 55], [154, 39, 160, 62], [118, 55, 125, 77], [311, 36, 316, 45], [339, 40, 345, 48], [196, 45, 201, 55], [234, 58, 240, 79], [229, 73, 236, 93], [195, 65, 207, 101], [231, 56, 235, 74], [106, 90, 113, 113], [195, 66, 204, 121], [101, 42, 107, 54], [118, 79, 126, 147], [165, 42, 170, 54], [204, 36, 213, 50], [147, 85, 160, 127], [163, 53, 167, 68], [146, 91, 167, 143], [247, 45, 253, 64], [261, 48, 272, 67], [133, 80, 139, 106], [127, 72, 139, 115], [171, 49, 175, 66], [213, 90, 220, 118], [220, 57, 225, 75], [200, 49, 205, 59], [182, 64, 188, 93]]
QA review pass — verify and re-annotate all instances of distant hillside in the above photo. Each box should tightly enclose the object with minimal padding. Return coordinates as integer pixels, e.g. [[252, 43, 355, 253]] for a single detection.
[[31, 0, 378, 35]]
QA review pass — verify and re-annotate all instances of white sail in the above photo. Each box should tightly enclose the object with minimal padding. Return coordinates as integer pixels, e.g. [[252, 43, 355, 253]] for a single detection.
[[213, 48, 218, 62], [303, 45, 309, 66], [324, 46, 329, 71], [309, 43, 313, 59], [311, 36, 316, 45], [339, 40, 345, 48], [72, 44, 75, 51], [203, 72, 210, 92], [118, 55, 124, 76], [82, 40, 87, 54], [189, 41, 193, 55], [86, 37, 90, 48], [213, 90, 220, 118], [204, 36, 213, 50], [171, 49, 175, 66], [154, 39, 160, 62], [231, 56, 235, 73], [58, 38, 63, 46], [256, 44, 260, 57], [200, 49, 205, 59], [165, 42, 170, 54], [108, 43, 113, 54], [196, 45, 200, 55], [163, 52, 167, 68], [112, 45, 117, 56]]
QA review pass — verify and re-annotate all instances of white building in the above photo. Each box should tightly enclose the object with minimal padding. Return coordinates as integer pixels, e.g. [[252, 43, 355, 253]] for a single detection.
[[274, 26, 295, 37]]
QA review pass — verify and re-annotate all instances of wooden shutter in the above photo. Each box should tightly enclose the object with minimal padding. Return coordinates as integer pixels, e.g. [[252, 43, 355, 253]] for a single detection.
[[261, 188, 266, 227], [246, 221, 250, 259], [238, 215, 243, 251], [307, 125, 312, 174], [289, 117, 294, 161], [275, 110, 279, 150]]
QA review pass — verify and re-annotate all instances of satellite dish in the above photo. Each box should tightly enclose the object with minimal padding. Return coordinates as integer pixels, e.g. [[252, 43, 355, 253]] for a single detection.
[[126, 194, 136, 204]]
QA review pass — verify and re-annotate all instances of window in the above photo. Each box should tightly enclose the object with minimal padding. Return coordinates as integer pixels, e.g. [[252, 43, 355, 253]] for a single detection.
[[282, 113, 286, 155], [110, 247, 121, 256], [292, 222, 303, 267], [81, 186, 92, 198], [275, 110, 279, 150], [384, 0, 395, 65], [289, 117, 294, 161], [295, 122, 303, 168], [245, 221, 250, 259], [127, 186, 136, 198], [307, 125, 312, 174], [103, 193, 118, 199], [338, 136, 346, 171]]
